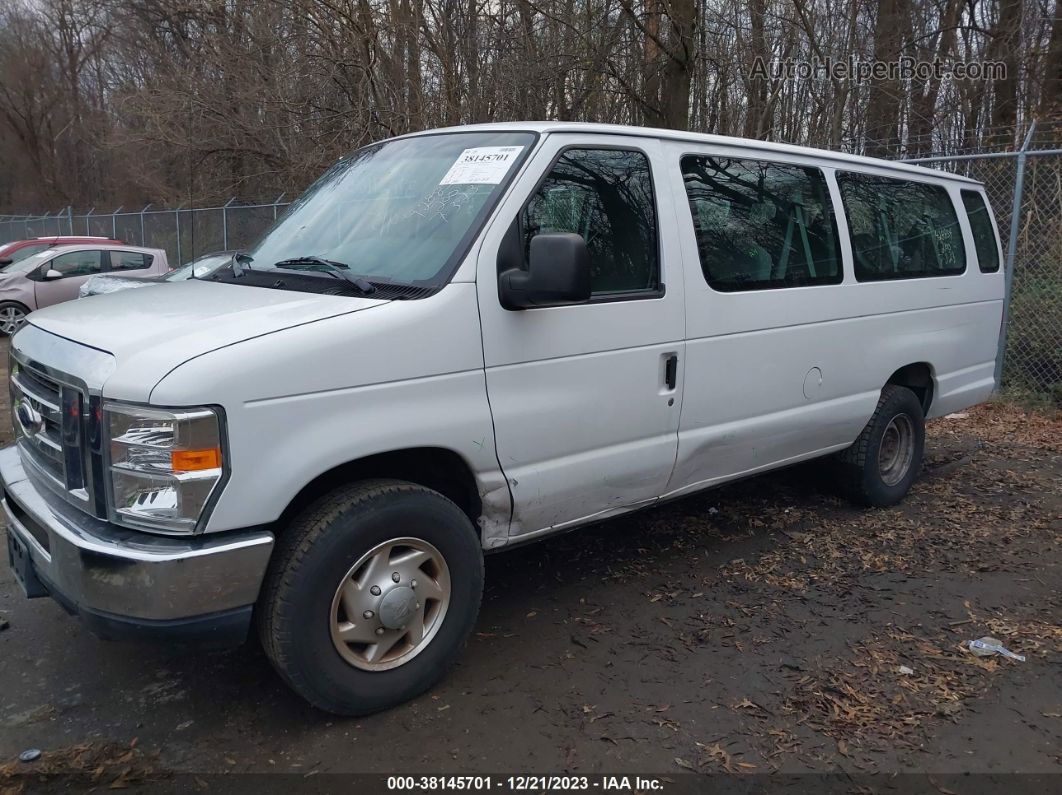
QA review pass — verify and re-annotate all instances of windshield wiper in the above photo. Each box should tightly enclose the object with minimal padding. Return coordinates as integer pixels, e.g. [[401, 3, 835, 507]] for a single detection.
[[227, 251, 254, 278], [272, 256, 377, 295]]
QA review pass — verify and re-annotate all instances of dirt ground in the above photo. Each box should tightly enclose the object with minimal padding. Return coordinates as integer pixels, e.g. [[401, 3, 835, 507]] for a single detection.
[[0, 334, 1059, 788]]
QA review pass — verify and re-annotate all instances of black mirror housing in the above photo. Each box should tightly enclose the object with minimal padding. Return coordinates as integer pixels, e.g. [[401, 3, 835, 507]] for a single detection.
[[0, 257, 12, 266], [499, 232, 592, 310]]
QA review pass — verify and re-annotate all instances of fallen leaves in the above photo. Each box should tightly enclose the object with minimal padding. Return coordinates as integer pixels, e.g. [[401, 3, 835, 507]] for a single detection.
[[0, 741, 163, 790], [696, 741, 758, 773]]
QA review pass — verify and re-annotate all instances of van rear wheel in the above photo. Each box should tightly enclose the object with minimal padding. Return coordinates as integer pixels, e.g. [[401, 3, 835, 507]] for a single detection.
[[837, 385, 925, 507], [257, 479, 484, 715]]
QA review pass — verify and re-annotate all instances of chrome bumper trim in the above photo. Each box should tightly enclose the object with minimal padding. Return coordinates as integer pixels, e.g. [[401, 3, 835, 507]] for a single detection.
[[1, 444, 274, 621]]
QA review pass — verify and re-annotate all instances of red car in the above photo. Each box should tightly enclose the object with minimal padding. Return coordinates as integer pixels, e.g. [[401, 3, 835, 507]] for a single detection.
[[0, 236, 123, 267]]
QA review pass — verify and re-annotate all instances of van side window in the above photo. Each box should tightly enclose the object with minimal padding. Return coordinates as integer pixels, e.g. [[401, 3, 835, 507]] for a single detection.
[[837, 173, 966, 281], [680, 155, 841, 291], [521, 148, 659, 296], [960, 190, 1000, 273]]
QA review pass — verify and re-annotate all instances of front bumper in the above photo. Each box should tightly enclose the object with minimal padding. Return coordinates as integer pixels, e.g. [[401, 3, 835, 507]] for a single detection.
[[0, 444, 274, 645]]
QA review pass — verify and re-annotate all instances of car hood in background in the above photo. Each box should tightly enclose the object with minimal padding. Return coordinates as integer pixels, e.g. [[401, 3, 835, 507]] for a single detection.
[[79, 274, 163, 297], [27, 279, 388, 402]]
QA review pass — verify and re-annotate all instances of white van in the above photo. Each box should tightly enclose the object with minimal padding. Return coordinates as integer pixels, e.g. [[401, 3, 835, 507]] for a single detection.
[[2, 123, 1004, 714]]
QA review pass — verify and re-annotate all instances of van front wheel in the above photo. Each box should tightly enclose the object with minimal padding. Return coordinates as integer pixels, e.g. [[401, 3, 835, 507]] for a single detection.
[[258, 479, 484, 715], [837, 385, 925, 507]]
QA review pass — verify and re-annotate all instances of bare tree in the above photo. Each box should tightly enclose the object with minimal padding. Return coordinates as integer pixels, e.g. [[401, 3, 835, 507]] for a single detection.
[[0, 0, 1054, 211]]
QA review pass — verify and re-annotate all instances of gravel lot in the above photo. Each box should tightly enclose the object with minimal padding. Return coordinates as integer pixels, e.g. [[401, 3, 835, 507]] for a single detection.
[[1, 335, 1059, 788]]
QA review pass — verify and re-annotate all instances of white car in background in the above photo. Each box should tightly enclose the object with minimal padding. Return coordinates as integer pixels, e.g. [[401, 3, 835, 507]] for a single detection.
[[79, 251, 231, 298]]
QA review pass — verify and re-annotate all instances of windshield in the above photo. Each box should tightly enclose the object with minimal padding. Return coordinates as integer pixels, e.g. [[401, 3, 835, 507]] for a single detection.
[[170, 252, 231, 281], [0, 249, 55, 275], [244, 131, 535, 285], [0, 242, 54, 268]]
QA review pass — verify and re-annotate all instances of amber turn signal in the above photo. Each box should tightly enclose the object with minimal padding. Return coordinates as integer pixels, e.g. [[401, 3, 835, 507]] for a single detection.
[[170, 447, 222, 472]]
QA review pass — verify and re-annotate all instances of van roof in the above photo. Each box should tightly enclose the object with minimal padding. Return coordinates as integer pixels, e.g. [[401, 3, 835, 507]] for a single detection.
[[404, 121, 980, 186]]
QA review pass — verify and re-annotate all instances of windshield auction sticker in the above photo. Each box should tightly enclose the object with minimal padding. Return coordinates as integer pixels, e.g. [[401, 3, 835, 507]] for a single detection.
[[439, 146, 524, 185]]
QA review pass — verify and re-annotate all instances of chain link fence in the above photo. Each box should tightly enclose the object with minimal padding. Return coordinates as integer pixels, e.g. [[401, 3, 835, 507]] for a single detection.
[[0, 196, 291, 269], [900, 125, 1061, 405], [1, 137, 1059, 404]]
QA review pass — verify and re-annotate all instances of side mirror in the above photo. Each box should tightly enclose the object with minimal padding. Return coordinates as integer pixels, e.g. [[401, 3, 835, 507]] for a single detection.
[[0, 257, 12, 266], [499, 233, 592, 310], [43, 269, 63, 280]]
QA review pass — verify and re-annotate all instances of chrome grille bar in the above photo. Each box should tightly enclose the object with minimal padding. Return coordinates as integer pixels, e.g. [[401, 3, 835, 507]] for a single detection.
[[11, 371, 61, 414], [12, 361, 89, 507]]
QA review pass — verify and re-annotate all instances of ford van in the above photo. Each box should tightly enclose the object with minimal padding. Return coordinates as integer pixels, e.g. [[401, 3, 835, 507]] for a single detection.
[[1, 123, 1004, 714]]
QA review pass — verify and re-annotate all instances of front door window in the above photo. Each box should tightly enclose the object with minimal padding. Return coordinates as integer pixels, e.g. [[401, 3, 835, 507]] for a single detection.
[[48, 250, 104, 278], [521, 148, 660, 297]]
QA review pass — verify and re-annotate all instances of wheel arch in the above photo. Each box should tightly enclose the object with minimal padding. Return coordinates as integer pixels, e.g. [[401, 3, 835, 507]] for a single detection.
[[885, 362, 935, 415], [276, 447, 484, 535]]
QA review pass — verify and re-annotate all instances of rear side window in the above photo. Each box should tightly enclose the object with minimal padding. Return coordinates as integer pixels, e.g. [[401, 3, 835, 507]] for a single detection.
[[109, 251, 153, 271], [521, 148, 659, 296], [680, 155, 841, 291], [960, 190, 1000, 273], [838, 173, 965, 281]]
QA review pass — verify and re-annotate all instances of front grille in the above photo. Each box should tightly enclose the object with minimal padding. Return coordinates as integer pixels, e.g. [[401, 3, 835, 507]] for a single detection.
[[12, 362, 95, 510]]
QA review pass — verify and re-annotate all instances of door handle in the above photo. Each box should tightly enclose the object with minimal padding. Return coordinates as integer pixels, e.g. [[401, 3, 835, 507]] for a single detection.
[[664, 354, 678, 391]]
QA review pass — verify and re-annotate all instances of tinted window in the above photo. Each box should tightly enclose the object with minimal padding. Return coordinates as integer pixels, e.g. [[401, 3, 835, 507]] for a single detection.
[[522, 148, 658, 295], [49, 250, 103, 277], [960, 190, 1000, 273], [109, 251, 153, 271], [681, 156, 841, 290], [838, 173, 965, 281]]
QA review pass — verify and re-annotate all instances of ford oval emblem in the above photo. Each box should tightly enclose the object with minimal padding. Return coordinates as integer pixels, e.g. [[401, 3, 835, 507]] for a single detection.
[[15, 400, 45, 439]]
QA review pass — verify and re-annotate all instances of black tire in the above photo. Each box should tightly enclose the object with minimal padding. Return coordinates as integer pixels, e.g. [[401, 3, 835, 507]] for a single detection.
[[0, 301, 29, 336], [257, 479, 484, 715], [836, 385, 925, 507]]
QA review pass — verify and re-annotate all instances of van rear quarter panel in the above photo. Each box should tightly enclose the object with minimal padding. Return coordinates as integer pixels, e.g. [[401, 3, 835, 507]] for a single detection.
[[149, 283, 511, 540], [662, 140, 1003, 494]]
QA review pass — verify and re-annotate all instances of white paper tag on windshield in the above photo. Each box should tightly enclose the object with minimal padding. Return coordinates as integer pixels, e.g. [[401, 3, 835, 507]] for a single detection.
[[439, 146, 524, 185]]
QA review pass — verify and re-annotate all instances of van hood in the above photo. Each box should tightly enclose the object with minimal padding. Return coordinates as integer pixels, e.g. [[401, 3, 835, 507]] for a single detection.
[[27, 279, 388, 401]]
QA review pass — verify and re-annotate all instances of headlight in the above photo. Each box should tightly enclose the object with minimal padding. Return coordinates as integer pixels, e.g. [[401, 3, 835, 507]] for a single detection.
[[105, 402, 226, 535]]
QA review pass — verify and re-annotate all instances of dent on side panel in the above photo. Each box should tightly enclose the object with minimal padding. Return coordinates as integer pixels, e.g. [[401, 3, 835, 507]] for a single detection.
[[150, 284, 512, 542]]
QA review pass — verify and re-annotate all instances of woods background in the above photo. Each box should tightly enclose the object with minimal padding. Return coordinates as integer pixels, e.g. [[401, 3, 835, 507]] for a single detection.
[[0, 0, 1059, 213]]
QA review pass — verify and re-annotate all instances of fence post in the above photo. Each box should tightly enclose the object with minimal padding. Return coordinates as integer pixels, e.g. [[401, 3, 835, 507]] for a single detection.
[[222, 197, 236, 250], [111, 207, 122, 240], [67, 205, 74, 235], [994, 121, 1037, 390], [84, 207, 94, 235], [273, 193, 285, 220], [139, 204, 152, 246], [175, 205, 182, 265]]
